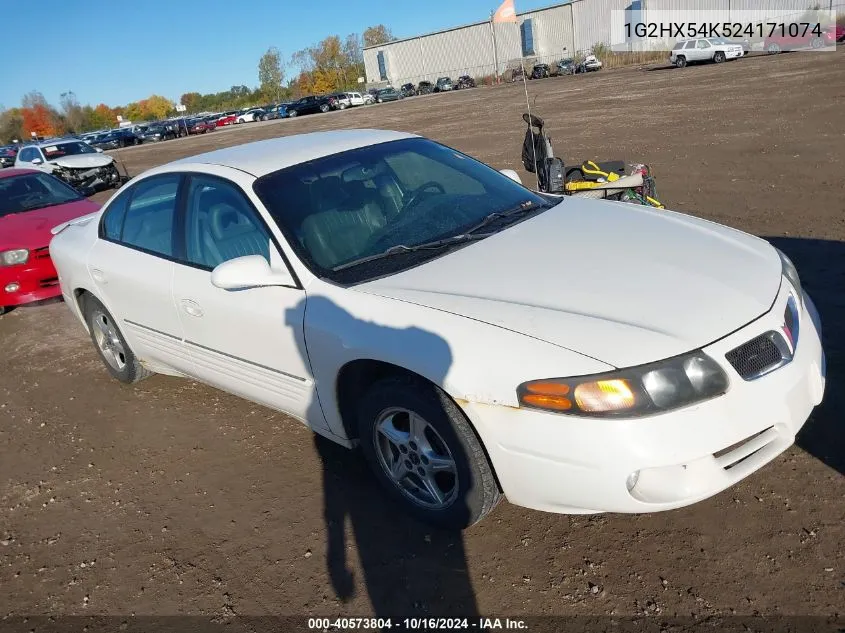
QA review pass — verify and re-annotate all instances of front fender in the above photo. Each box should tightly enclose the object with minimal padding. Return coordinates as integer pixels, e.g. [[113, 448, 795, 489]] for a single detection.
[[302, 286, 612, 439]]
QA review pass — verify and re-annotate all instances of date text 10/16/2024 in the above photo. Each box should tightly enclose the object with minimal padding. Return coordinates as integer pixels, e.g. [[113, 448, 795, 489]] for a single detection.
[[308, 617, 528, 630]]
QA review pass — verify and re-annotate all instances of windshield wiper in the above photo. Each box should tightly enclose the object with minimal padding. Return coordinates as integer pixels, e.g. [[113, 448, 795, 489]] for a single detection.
[[332, 232, 493, 271], [462, 200, 548, 236]]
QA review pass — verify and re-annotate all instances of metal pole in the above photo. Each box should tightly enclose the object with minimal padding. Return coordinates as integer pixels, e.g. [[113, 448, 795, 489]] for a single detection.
[[490, 11, 500, 83]]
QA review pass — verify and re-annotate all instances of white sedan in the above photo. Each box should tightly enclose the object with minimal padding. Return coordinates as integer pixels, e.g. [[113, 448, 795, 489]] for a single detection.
[[49, 130, 826, 528], [236, 109, 266, 123]]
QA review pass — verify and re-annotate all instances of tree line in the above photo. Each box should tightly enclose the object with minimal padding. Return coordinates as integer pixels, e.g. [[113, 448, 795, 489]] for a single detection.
[[0, 25, 395, 144]]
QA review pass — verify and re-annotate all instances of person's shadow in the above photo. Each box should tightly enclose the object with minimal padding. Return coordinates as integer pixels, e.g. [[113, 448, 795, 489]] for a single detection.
[[285, 295, 482, 620], [765, 236, 844, 477]]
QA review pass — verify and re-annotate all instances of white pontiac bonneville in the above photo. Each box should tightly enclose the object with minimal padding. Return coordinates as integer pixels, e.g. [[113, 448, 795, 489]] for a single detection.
[[50, 130, 826, 528]]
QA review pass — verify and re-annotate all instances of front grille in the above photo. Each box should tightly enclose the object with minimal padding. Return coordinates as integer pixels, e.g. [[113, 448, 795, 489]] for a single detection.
[[725, 332, 790, 380], [39, 276, 59, 288], [33, 246, 50, 260]]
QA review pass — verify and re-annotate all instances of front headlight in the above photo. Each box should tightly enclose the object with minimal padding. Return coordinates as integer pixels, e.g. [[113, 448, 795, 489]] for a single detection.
[[1, 249, 29, 266], [776, 248, 803, 301], [518, 351, 729, 417]]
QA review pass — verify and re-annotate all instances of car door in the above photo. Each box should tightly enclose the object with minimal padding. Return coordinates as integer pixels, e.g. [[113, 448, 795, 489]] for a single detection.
[[87, 173, 193, 374], [684, 40, 701, 61], [170, 171, 326, 429], [696, 39, 712, 60]]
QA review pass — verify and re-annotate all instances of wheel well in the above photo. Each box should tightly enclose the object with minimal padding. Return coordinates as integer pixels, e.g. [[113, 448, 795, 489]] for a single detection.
[[335, 359, 503, 492], [74, 288, 91, 312], [336, 360, 419, 439]]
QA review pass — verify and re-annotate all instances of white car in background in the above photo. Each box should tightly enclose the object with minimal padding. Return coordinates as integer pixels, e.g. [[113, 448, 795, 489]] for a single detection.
[[236, 109, 266, 123], [582, 54, 603, 71], [671, 38, 744, 67], [14, 139, 122, 192], [49, 130, 825, 528]]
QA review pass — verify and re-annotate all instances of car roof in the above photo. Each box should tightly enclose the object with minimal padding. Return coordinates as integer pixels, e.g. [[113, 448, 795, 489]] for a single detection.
[[0, 167, 40, 180], [24, 139, 86, 149], [164, 129, 418, 178]]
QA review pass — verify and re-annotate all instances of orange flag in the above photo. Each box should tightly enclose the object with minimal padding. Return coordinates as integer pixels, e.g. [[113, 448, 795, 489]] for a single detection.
[[493, 0, 517, 23]]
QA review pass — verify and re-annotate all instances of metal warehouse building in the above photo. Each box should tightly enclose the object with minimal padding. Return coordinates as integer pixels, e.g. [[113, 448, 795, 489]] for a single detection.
[[363, 0, 828, 87]]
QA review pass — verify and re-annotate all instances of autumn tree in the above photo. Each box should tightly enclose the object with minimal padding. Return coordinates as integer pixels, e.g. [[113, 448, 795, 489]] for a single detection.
[[91, 103, 116, 129], [258, 46, 286, 103], [19, 91, 60, 138], [362, 24, 395, 48], [0, 108, 25, 143], [59, 91, 89, 133], [180, 92, 202, 112]]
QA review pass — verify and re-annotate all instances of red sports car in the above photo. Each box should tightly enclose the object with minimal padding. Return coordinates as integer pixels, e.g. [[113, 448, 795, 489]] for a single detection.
[[0, 168, 100, 315]]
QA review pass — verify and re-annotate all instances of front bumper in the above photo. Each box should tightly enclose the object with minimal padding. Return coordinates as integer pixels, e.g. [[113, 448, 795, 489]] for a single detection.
[[54, 163, 121, 192], [0, 248, 62, 308], [460, 285, 825, 514]]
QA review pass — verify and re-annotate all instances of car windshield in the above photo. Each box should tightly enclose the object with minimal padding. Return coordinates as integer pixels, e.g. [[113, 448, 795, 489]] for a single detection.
[[0, 172, 83, 217], [253, 137, 551, 283], [42, 142, 97, 160]]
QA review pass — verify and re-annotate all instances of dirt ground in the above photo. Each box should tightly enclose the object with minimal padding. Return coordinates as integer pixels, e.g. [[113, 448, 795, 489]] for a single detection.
[[2, 50, 844, 629]]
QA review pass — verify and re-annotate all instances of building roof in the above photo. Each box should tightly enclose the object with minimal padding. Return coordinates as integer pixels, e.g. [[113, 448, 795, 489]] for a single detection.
[[362, 1, 572, 50], [166, 129, 418, 177]]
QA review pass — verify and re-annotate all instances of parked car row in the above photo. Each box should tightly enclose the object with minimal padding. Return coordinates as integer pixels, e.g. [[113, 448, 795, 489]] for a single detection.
[[513, 55, 604, 82]]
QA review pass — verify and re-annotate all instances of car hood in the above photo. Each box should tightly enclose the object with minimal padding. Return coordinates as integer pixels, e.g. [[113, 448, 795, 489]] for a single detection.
[[51, 154, 113, 169], [356, 199, 782, 368], [0, 198, 100, 250]]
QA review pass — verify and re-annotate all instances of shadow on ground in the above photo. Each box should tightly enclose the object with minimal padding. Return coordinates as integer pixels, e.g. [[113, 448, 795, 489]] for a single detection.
[[765, 236, 844, 477]]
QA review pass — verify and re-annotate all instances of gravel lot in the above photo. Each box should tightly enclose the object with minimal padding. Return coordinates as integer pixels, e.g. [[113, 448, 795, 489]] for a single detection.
[[1, 50, 843, 629]]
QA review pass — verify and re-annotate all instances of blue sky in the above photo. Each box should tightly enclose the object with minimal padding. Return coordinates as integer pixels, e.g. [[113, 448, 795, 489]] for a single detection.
[[2, 0, 554, 109]]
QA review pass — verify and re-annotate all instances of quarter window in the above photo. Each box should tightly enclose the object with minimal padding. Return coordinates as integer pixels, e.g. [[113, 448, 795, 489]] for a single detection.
[[183, 175, 271, 269], [100, 189, 132, 240], [120, 174, 180, 257]]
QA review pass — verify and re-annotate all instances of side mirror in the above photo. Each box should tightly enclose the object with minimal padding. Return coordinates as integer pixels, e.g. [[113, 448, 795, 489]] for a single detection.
[[31, 157, 43, 165], [95, 148, 104, 153], [210, 255, 295, 290], [500, 169, 522, 184]]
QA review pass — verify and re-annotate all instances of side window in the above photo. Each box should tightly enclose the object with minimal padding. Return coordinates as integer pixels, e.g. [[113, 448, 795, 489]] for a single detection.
[[120, 174, 181, 257], [100, 188, 132, 240], [685, 40, 697, 49], [698, 40, 711, 49], [183, 175, 271, 270], [18, 148, 35, 162]]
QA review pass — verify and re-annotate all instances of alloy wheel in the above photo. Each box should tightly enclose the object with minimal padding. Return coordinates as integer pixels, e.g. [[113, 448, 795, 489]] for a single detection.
[[373, 407, 458, 509], [91, 310, 126, 371]]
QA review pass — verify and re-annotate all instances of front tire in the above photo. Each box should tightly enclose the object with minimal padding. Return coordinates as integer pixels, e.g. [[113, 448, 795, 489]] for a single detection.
[[289, 110, 298, 117], [714, 51, 726, 63], [320, 104, 330, 113], [675, 55, 687, 68], [83, 295, 152, 384], [357, 376, 501, 529]]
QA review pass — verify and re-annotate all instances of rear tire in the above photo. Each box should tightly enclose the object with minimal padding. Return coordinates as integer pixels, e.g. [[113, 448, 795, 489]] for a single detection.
[[767, 42, 781, 54], [357, 376, 501, 529], [83, 295, 153, 384], [289, 110, 298, 117]]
